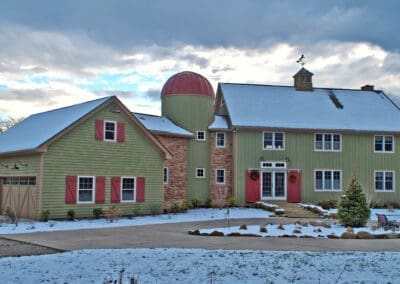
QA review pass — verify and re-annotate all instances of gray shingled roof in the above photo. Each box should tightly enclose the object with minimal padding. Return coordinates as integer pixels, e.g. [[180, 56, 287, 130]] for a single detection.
[[134, 113, 193, 137], [0, 96, 112, 154], [219, 83, 400, 132]]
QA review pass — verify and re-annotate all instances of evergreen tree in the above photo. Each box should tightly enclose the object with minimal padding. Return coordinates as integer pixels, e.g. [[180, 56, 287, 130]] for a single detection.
[[338, 173, 370, 227]]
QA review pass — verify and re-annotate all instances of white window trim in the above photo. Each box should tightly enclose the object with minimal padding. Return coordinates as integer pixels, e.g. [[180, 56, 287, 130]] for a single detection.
[[121, 176, 136, 203], [314, 169, 342, 192], [215, 169, 226, 185], [374, 170, 395, 192], [77, 176, 95, 204], [196, 131, 206, 141], [216, 132, 226, 148], [262, 131, 285, 151], [196, 168, 206, 179], [104, 120, 117, 142], [163, 167, 168, 184], [314, 133, 342, 152], [374, 135, 395, 153]]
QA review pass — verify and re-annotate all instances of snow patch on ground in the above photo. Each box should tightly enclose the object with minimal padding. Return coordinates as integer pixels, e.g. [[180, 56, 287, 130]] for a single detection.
[[198, 223, 389, 238], [1, 248, 399, 283], [0, 208, 272, 235]]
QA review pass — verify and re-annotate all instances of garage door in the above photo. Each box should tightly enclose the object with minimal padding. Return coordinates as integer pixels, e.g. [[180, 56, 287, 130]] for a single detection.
[[1, 177, 37, 219]]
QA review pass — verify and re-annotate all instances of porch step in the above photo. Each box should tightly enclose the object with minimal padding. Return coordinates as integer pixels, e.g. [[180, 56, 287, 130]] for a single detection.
[[268, 201, 320, 218]]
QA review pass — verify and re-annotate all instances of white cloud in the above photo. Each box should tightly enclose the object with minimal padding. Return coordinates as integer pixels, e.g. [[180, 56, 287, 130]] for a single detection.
[[0, 24, 399, 119]]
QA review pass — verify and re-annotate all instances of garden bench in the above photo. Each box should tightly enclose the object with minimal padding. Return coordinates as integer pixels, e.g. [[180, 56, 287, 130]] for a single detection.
[[376, 213, 400, 231]]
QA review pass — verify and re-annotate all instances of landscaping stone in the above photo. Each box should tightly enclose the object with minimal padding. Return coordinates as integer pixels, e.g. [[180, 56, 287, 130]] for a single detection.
[[341, 232, 357, 239], [309, 221, 331, 228], [327, 234, 340, 239], [210, 231, 224, 236], [356, 231, 374, 239]]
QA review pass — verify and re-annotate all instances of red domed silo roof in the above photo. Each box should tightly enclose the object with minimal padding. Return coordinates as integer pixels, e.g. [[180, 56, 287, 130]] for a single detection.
[[161, 71, 214, 99]]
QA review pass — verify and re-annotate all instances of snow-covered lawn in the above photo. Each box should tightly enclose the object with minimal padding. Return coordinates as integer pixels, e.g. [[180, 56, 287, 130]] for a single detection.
[[1, 248, 400, 283], [0, 208, 272, 234]]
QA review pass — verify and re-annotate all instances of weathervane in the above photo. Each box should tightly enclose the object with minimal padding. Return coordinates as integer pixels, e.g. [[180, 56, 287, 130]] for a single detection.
[[296, 54, 305, 66]]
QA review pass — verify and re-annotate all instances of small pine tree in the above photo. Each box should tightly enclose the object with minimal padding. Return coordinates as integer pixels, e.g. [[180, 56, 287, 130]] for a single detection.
[[338, 173, 370, 227]]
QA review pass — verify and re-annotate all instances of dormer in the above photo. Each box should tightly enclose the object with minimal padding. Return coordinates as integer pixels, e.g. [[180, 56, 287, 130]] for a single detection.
[[293, 67, 313, 91]]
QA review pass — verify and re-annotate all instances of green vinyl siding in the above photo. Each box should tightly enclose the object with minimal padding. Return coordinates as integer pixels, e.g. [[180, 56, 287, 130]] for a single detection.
[[235, 129, 400, 204], [42, 104, 164, 218], [162, 95, 214, 202]]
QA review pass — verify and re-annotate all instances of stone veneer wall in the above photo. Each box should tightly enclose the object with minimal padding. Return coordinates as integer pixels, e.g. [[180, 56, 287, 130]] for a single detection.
[[210, 132, 233, 206], [156, 134, 188, 210]]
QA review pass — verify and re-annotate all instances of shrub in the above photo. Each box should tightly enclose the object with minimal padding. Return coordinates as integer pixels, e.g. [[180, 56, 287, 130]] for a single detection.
[[385, 201, 400, 210], [149, 204, 162, 215], [317, 199, 338, 210], [67, 209, 76, 221], [103, 206, 123, 222], [226, 196, 237, 207], [41, 209, 50, 222], [204, 198, 213, 208], [93, 208, 103, 219], [181, 201, 189, 212], [337, 173, 370, 227], [132, 204, 140, 216], [191, 197, 202, 208], [5, 207, 18, 225], [369, 199, 381, 209], [170, 203, 181, 213]]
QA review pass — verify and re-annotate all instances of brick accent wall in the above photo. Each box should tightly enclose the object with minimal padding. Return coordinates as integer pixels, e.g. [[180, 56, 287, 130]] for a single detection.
[[210, 131, 233, 207], [156, 134, 188, 210]]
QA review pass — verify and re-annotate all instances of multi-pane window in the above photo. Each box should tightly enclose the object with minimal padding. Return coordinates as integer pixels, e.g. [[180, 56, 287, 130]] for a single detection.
[[104, 121, 116, 141], [315, 134, 341, 151], [216, 132, 226, 148], [163, 167, 168, 184], [375, 171, 394, 191], [196, 131, 205, 141], [2, 177, 36, 185], [196, 168, 205, 178], [121, 177, 135, 202], [216, 169, 225, 184], [375, 135, 394, 152], [78, 176, 94, 203], [263, 132, 285, 150], [315, 170, 341, 191]]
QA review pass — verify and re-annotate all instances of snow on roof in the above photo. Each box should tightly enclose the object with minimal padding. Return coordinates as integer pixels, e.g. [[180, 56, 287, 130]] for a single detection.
[[220, 83, 400, 132], [209, 115, 229, 130], [0, 96, 112, 154], [134, 113, 193, 137]]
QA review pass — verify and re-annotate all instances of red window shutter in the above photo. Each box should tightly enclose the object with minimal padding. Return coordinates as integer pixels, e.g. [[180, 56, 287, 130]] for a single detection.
[[111, 177, 121, 203], [117, 122, 125, 143], [95, 176, 106, 204], [65, 176, 77, 204], [136, 177, 145, 202], [95, 119, 104, 141]]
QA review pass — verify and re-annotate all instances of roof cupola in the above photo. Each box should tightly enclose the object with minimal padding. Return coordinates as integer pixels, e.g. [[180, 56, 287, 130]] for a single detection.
[[293, 67, 313, 91]]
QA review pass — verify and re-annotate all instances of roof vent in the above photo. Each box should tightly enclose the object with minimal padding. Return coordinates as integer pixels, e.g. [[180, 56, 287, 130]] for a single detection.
[[293, 67, 313, 91], [328, 90, 343, 109], [361, 85, 374, 91]]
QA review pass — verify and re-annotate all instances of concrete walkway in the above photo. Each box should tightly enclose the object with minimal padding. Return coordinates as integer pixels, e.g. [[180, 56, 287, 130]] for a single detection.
[[3, 218, 400, 252]]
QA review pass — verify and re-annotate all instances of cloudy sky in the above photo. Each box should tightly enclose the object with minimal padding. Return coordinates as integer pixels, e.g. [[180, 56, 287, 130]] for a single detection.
[[0, 0, 399, 118]]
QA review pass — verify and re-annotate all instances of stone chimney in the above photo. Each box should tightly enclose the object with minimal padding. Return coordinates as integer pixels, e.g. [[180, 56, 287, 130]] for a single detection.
[[293, 67, 313, 91], [361, 85, 374, 91]]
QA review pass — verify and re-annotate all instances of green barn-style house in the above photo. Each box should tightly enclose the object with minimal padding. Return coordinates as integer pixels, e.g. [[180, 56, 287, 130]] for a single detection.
[[1, 68, 400, 219]]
